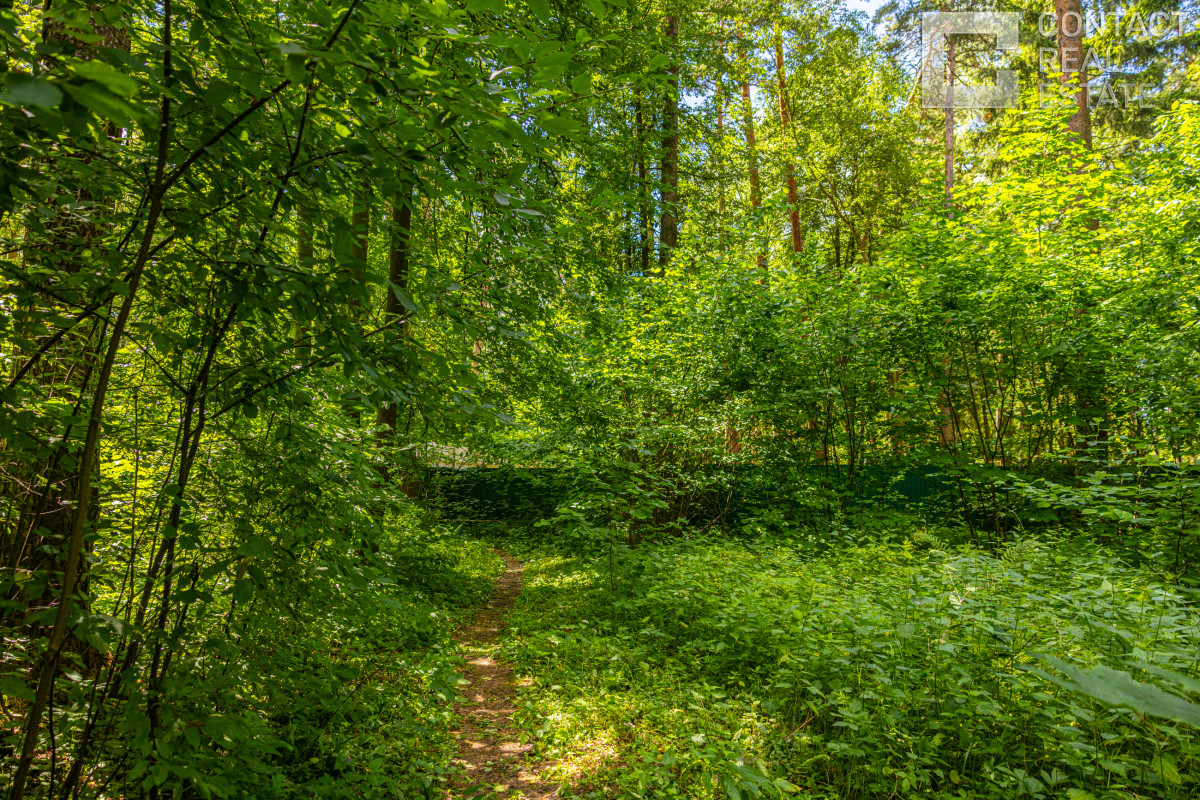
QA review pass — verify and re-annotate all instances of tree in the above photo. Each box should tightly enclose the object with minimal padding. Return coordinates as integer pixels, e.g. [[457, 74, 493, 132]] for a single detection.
[[738, 31, 767, 274], [773, 22, 803, 255], [1055, 0, 1093, 148], [659, 14, 680, 270]]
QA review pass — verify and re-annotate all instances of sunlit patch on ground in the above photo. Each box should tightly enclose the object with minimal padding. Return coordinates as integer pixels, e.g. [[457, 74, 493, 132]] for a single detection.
[[541, 729, 620, 783]]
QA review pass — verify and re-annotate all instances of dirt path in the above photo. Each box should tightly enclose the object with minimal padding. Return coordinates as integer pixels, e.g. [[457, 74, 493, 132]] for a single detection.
[[446, 550, 558, 799]]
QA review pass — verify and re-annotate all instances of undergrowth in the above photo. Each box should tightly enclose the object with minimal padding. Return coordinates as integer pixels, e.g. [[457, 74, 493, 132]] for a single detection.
[[496, 526, 1200, 799], [230, 523, 504, 799], [13, 521, 505, 800]]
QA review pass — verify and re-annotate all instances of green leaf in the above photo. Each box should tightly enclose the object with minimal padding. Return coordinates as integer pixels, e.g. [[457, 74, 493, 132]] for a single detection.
[[389, 283, 420, 314], [72, 613, 130, 653], [1142, 663, 1200, 694], [1153, 753, 1183, 785], [62, 83, 136, 126], [1027, 655, 1200, 727], [537, 51, 573, 67], [0, 675, 34, 701], [73, 61, 138, 96], [0, 76, 63, 108], [538, 113, 582, 138], [247, 563, 269, 587], [284, 54, 309, 86], [527, 0, 552, 22], [232, 578, 255, 604]]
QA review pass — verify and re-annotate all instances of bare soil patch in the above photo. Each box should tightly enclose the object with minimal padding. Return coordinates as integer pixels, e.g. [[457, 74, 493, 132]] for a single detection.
[[445, 550, 560, 799]]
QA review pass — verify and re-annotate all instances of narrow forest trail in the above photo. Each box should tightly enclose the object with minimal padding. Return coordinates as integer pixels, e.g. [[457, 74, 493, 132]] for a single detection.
[[446, 550, 560, 799]]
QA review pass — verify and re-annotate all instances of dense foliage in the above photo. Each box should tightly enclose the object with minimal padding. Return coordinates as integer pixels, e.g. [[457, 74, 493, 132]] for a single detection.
[[2, 0, 1200, 798], [501, 525, 1200, 798]]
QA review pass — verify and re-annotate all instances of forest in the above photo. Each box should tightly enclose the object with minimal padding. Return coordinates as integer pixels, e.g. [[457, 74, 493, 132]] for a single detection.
[[2, 0, 1200, 797]]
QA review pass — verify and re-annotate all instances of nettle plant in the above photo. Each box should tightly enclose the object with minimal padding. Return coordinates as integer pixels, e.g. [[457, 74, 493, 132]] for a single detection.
[[1009, 447, 1200, 580]]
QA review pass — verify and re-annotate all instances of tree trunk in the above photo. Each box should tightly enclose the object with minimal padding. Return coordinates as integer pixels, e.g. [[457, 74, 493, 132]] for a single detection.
[[1055, 0, 1093, 149], [716, 27, 727, 237], [294, 204, 313, 358], [635, 95, 652, 276], [716, 83, 726, 222], [938, 357, 956, 449], [739, 35, 766, 276], [833, 218, 841, 271], [658, 15, 679, 271], [774, 25, 802, 255], [376, 187, 413, 436], [351, 190, 371, 296], [346, 189, 370, 423], [944, 37, 955, 216], [1056, 0, 1105, 456]]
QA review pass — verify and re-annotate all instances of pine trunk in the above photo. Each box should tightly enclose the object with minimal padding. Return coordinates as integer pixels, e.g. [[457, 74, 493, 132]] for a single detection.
[[1055, 0, 1093, 148], [944, 37, 955, 216]]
